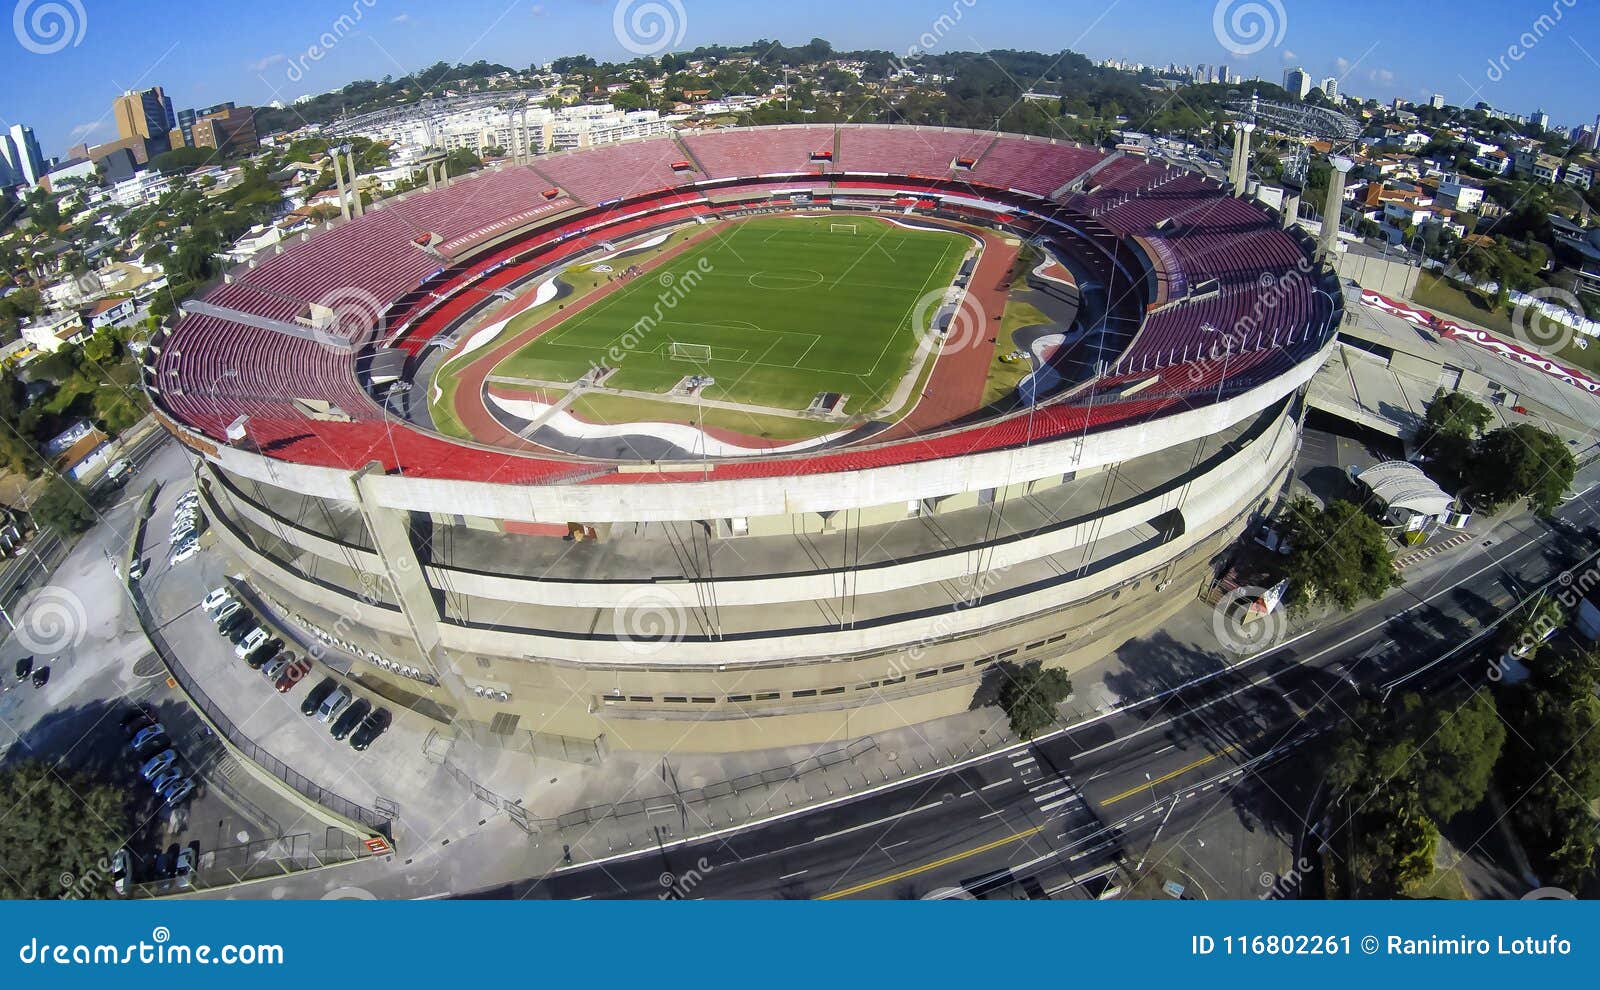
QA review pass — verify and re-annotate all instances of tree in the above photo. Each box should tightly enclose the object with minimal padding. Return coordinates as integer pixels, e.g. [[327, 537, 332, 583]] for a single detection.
[[1470, 424, 1576, 514], [1281, 498, 1401, 612], [1420, 388, 1491, 442], [31, 476, 96, 535], [0, 762, 130, 899], [996, 662, 1073, 740], [1412, 689, 1505, 822]]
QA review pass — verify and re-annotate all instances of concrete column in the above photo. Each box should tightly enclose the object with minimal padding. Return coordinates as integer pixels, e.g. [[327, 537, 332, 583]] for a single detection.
[[441, 160, 451, 186], [347, 149, 364, 217], [1318, 155, 1354, 260], [349, 465, 468, 708], [1281, 190, 1301, 230], [426, 162, 437, 191], [1229, 126, 1245, 191], [329, 149, 351, 221], [1233, 123, 1255, 197]]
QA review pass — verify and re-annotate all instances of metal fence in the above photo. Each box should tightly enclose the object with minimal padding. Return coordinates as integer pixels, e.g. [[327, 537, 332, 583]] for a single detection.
[[445, 736, 879, 837], [130, 827, 375, 897], [130, 585, 393, 836]]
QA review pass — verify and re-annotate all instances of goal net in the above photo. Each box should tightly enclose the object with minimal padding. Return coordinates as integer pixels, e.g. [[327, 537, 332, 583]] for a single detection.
[[668, 341, 712, 362], [829, 222, 858, 234]]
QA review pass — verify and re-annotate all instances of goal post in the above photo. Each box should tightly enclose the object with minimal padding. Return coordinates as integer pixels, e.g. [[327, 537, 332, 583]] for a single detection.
[[668, 341, 712, 362], [828, 222, 858, 234]]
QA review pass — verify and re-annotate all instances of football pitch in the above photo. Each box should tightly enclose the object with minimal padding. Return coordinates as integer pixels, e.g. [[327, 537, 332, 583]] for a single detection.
[[487, 216, 969, 414]]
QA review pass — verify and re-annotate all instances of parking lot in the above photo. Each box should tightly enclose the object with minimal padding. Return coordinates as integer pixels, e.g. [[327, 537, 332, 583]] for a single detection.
[[0, 438, 339, 896]]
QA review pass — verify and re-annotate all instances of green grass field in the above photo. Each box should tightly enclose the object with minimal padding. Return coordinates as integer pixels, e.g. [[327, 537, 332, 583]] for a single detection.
[[487, 216, 969, 415]]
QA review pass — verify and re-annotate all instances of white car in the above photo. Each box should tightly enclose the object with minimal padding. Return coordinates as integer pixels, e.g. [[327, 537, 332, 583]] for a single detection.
[[212, 601, 241, 626], [234, 627, 269, 660], [200, 588, 232, 612], [168, 540, 199, 565], [110, 848, 131, 897]]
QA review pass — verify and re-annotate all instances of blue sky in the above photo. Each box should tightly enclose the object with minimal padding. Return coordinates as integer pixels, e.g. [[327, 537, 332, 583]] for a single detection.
[[3, 0, 1598, 158]]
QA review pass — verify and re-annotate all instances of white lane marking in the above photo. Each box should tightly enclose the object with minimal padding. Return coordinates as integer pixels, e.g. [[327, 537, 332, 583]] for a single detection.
[[979, 809, 1008, 820], [1037, 795, 1080, 813], [778, 870, 808, 881], [810, 801, 940, 843], [980, 779, 1013, 791], [879, 840, 909, 851], [1031, 783, 1073, 801]]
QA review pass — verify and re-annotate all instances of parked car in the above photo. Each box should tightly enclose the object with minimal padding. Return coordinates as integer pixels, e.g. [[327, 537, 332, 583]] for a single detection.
[[261, 654, 290, 682], [171, 846, 196, 890], [132, 734, 171, 759], [160, 778, 194, 809], [129, 724, 167, 752], [31, 666, 48, 688], [315, 685, 352, 723], [301, 677, 338, 716], [120, 707, 155, 737], [275, 657, 313, 693], [127, 558, 146, 580], [200, 588, 231, 612], [218, 610, 254, 637], [139, 749, 178, 781], [110, 848, 131, 896], [13, 656, 31, 681], [212, 601, 242, 627], [330, 698, 370, 741], [234, 627, 270, 661], [246, 639, 281, 669], [350, 707, 391, 751], [150, 767, 185, 794], [168, 540, 199, 565], [153, 848, 175, 878], [226, 622, 259, 647]]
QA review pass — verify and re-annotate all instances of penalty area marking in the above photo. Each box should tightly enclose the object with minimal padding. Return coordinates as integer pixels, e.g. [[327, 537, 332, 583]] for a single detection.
[[747, 269, 825, 290]]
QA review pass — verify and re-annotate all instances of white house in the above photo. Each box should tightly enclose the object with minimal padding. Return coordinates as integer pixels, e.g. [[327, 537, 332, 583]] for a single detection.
[[20, 310, 88, 353]]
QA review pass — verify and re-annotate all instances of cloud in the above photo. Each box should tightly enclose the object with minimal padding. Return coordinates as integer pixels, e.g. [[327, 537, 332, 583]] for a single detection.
[[1281, 49, 1296, 62], [1368, 67, 1396, 84], [530, 3, 546, 14], [68, 121, 104, 139], [250, 53, 286, 72], [1334, 57, 1351, 73], [392, 13, 411, 23]]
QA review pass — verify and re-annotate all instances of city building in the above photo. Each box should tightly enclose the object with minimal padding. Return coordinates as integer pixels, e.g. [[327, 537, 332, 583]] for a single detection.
[[1531, 109, 1551, 131], [110, 169, 173, 208], [1437, 173, 1485, 212], [1283, 67, 1311, 99], [192, 103, 259, 155], [40, 156, 96, 192], [20, 310, 89, 353], [113, 86, 176, 143], [1429, 93, 1446, 110], [1, 123, 46, 187], [1514, 147, 1564, 184], [1320, 76, 1339, 102]]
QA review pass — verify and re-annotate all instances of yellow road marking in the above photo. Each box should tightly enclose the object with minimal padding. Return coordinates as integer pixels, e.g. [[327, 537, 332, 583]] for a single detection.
[[1100, 743, 1240, 806], [816, 824, 1045, 900]]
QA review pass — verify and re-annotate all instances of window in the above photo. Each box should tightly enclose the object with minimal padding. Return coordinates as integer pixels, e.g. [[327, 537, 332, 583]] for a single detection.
[[691, 697, 715, 704], [663, 696, 688, 703], [628, 696, 653, 703], [821, 686, 845, 696], [477, 657, 492, 669], [727, 694, 752, 703], [755, 692, 780, 701], [882, 676, 905, 686], [1026, 640, 1045, 651], [999, 649, 1018, 659], [942, 664, 964, 674], [792, 689, 817, 698]]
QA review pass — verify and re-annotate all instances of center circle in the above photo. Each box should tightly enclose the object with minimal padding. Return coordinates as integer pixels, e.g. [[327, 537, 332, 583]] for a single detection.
[[747, 269, 824, 290]]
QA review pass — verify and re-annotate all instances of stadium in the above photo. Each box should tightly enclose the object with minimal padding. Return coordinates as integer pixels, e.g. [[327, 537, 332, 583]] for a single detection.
[[147, 123, 1341, 754]]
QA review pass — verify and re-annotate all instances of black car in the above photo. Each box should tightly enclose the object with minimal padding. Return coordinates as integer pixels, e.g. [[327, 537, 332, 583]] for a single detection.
[[13, 656, 31, 680], [131, 733, 171, 759], [244, 638, 282, 669], [300, 677, 337, 717], [226, 622, 258, 647], [329, 698, 370, 741], [31, 666, 48, 688], [120, 707, 155, 738], [350, 707, 391, 751], [217, 610, 252, 637]]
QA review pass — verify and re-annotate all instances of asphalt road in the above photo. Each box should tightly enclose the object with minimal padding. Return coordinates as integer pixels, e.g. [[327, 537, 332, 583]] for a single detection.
[[473, 489, 1600, 900]]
